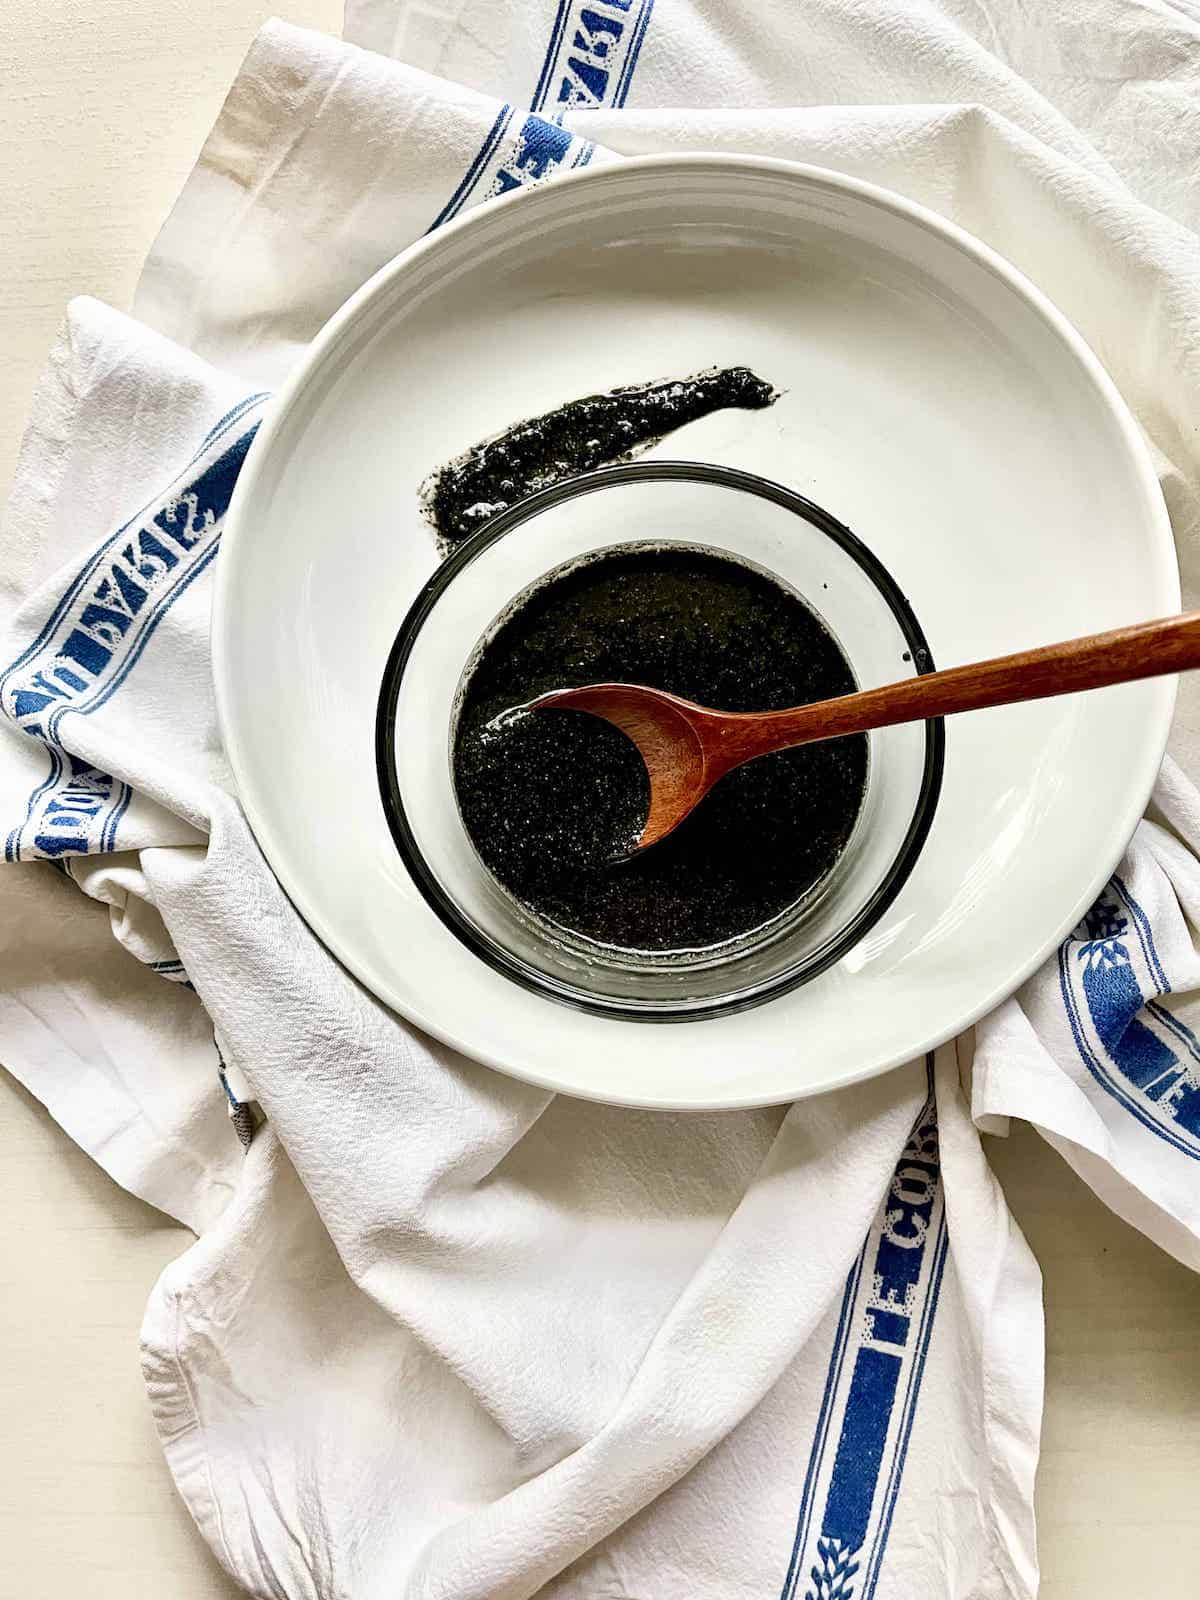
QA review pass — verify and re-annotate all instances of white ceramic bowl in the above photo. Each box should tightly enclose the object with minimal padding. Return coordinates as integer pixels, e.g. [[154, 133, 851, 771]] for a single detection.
[[214, 155, 1177, 1109]]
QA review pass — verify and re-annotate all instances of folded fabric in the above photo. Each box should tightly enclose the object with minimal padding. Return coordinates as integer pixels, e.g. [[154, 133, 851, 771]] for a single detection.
[[3, 5, 1200, 1596], [344, 0, 1200, 232]]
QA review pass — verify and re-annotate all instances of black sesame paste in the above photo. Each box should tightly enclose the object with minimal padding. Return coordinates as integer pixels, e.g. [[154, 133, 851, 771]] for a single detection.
[[422, 367, 777, 549], [453, 547, 868, 953]]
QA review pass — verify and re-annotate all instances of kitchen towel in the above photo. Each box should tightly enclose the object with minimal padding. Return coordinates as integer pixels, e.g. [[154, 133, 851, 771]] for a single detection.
[[3, 3, 1200, 1595]]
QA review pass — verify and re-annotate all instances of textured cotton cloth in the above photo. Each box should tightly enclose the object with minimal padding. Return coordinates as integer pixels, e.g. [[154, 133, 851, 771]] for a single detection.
[[3, 5, 1200, 1597]]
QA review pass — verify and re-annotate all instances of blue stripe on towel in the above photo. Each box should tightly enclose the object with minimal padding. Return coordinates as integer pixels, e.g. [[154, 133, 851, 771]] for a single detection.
[[531, 0, 574, 112], [1059, 884, 1200, 1158], [1, 402, 265, 862], [779, 1249, 868, 1600], [427, 104, 515, 230], [431, 3, 655, 236], [780, 1063, 946, 1600], [531, 0, 656, 118], [613, 0, 656, 105], [0, 394, 266, 707], [1110, 873, 1169, 993]]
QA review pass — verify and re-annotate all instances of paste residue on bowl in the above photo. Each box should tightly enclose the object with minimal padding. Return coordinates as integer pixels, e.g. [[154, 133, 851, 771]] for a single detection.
[[420, 366, 777, 550]]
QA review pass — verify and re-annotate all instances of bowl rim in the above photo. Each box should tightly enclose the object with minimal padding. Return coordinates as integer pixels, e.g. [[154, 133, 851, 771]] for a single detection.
[[213, 153, 1177, 1105], [374, 459, 945, 1019]]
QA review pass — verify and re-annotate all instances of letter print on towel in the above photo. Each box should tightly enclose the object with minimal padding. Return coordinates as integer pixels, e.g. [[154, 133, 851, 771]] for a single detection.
[[0, 394, 267, 861], [427, 108, 595, 230], [531, 0, 657, 117], [780, 1071, 947, 1600], [429, 0, 658, 227], [1059, 876, 1200, 1157]]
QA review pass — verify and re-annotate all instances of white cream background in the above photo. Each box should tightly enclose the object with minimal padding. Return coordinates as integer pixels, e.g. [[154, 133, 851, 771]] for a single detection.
[[0, 4, 1197, 1597]]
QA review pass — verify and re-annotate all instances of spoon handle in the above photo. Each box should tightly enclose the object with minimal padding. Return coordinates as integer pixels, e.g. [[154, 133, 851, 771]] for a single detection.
[[736, 610, 1200, 755]]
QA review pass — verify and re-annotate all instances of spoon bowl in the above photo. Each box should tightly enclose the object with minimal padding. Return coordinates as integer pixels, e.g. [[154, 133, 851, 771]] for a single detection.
[[533, 683, 712, 847]]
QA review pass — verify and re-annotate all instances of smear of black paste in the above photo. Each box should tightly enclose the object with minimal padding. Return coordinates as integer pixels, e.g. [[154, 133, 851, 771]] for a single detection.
[[420, 366, 778, 551]]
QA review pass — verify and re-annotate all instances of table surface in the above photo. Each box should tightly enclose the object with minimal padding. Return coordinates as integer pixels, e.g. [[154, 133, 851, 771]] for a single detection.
[[1, 4, 1199, 1596]]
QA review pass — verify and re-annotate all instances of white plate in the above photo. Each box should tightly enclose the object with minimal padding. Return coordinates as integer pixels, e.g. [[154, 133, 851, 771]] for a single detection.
[[215, 156, 1177, 1110]]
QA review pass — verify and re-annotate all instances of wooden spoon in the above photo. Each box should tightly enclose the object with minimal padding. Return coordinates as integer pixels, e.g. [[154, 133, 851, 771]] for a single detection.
[[533, 611, 1200, 850]]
